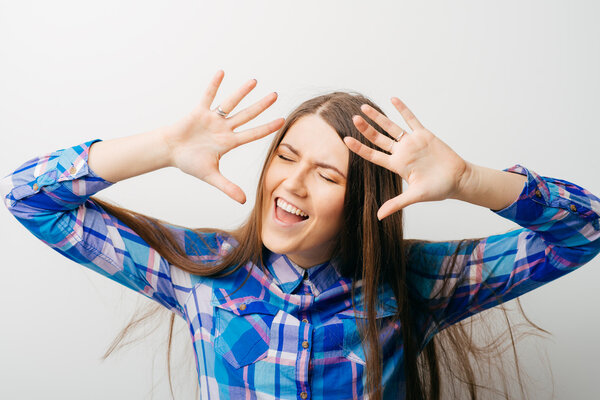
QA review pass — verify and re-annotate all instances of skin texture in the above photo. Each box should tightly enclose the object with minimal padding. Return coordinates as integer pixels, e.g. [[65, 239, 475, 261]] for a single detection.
[[260, 115, 349, 268]]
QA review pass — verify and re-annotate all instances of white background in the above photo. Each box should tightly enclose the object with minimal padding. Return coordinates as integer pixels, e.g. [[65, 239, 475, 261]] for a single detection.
[[1, 1, 599, 398]]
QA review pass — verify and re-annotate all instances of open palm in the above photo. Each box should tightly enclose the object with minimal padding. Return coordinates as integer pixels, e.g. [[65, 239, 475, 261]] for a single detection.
[[166, 70, 284, 204], [343, 98, 468, 220]]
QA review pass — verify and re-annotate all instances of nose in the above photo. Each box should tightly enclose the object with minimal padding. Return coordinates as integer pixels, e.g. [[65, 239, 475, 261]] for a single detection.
[[281, 163, 308, 197]]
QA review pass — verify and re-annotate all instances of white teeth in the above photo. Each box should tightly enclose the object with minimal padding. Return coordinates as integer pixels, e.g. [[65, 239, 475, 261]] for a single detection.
[[276, 198, 308, 218]]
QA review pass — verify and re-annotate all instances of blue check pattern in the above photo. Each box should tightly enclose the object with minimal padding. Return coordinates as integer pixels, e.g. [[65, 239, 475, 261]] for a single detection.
[[2, 139, 599, 399]]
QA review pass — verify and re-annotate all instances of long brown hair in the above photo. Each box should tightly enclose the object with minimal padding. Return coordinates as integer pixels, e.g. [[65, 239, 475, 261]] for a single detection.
[[94, 92, 550, 399]]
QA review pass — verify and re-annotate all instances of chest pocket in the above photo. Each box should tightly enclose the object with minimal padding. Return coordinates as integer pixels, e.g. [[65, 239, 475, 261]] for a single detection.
[[337, 307, 399, 365], [211, 294, 281, 369]]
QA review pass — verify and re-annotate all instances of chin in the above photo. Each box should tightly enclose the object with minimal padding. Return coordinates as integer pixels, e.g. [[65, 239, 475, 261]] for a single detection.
[[261, 232, 294, 255]]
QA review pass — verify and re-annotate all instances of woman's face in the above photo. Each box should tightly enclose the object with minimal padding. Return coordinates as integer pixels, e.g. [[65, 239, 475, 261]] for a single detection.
[[261, 114, 349, 268]]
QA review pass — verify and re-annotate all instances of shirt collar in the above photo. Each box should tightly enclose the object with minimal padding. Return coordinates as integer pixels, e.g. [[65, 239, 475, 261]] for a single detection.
[[265, 251, 343, 297]]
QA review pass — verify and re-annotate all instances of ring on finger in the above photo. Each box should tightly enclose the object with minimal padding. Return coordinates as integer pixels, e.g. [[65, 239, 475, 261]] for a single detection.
[[395, 129, 406, 142], [388, 129, 406, 152], [215, 106, 229, 117]]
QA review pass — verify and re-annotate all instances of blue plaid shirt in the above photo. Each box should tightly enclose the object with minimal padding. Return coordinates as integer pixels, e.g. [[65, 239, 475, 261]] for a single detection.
[[2, 139, 599, 399]]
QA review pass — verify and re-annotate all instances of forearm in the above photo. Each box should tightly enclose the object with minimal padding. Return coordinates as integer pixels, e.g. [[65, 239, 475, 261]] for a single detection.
[[454, 162, 527, 211], [88, 125, 175, 183]]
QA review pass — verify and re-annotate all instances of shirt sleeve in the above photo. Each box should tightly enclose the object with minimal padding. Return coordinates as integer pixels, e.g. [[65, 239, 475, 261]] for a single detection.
[[0, 140, 225, 318], [406, 165, 600, 344]]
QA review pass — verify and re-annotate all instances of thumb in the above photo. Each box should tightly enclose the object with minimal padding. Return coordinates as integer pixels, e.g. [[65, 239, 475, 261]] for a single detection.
[[203, 170, 246, 204], [377, 190, 421, 220]]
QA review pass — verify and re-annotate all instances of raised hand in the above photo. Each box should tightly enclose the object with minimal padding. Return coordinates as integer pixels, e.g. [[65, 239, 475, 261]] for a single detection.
[[166, 70, 285, 204], [343, 98, 469, 220]]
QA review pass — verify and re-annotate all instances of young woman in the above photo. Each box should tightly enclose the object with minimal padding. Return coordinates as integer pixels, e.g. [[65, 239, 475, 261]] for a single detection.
[[2, 70, 599, 399]]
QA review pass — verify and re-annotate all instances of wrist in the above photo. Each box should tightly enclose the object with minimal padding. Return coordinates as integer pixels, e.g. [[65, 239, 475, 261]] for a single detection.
[[87, 127, 174, 183], [453, 161, 479, 203], [451, 163, 527, 210], [159, 122, 186, 169]]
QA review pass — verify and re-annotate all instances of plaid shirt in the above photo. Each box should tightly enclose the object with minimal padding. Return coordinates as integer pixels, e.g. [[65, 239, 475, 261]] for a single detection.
[[2, 139, 599, 399]]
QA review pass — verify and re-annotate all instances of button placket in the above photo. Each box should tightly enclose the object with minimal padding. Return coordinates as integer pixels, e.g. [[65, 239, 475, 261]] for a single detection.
[[296, 319, 312, 400], [300, 310, 310, 326]]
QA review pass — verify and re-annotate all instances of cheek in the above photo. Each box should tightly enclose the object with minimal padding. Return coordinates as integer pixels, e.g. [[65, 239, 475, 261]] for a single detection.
[[318, 189, 346, 223], [261, 165, 286, 216], [316, 198, 346, 241], [262, 166, 278, 199]]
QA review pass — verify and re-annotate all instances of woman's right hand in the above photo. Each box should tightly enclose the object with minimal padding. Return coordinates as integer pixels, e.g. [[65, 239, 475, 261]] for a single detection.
[[164, 70, 284, 204]]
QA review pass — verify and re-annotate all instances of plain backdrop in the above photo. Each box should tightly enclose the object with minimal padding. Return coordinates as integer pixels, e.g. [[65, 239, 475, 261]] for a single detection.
[[1, 1, 599, 399]]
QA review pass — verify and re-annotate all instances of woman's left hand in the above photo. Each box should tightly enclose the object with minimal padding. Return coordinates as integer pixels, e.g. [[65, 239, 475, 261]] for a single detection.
[[343, 98, 471, 220]]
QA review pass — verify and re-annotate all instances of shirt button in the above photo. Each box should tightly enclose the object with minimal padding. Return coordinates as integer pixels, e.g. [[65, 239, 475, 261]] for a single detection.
[[570, 204, 577, 212], [302, 341, 309, 349], [32, 183, 39, 191], [238, 303, 247, 311], [302, 318, 309, 324], [69, 166, 77, 175], [535, 189, 542, 198], [300, 392, 308, 399]]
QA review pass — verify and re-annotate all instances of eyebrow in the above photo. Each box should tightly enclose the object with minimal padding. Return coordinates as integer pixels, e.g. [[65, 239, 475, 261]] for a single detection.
[[279, 143, 347, 179]]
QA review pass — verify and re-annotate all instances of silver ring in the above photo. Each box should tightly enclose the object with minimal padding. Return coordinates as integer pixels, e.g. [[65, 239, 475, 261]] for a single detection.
[[215, 106, 228, 117], [395, 129, 406, 142], [388, 129, 406, 152]]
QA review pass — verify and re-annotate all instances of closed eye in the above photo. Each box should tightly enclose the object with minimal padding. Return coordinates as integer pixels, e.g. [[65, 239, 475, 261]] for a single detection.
[[320, 174, 336, 183], [278, 153, 339, 183], [277, 154, 293, 161]]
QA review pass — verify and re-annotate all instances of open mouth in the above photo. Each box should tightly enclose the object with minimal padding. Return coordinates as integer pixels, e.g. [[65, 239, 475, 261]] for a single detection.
[[274, 197, 309, 225]]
